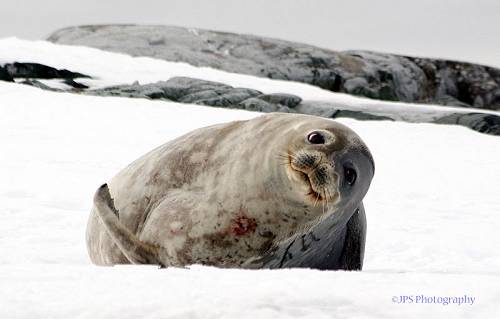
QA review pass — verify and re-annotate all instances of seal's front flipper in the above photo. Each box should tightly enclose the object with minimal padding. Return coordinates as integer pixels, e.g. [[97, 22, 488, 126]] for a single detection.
[[253, 203, 367, 270], [93, 184, 164, 266], [339, 204, 366, 270]]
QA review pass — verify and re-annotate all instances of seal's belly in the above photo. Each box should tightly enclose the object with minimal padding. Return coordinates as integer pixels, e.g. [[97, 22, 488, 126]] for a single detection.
[[138, 192, 281, 267]]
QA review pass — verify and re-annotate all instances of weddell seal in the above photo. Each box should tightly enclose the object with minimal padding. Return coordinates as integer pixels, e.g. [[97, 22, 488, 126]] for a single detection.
[[87, 113, 375, 270]]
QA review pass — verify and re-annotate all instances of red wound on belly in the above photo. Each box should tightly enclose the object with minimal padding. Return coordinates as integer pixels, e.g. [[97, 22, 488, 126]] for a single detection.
[[231, 215, 257, 236]]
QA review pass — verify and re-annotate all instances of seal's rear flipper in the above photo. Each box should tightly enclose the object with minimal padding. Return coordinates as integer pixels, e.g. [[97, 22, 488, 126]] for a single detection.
[[93, 184, 163, 266]]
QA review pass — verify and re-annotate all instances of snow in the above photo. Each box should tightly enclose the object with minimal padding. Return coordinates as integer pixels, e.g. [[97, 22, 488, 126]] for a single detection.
[[1, 40, 500, 318]]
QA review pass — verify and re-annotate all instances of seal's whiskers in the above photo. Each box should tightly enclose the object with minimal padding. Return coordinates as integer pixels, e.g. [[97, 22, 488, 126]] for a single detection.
[[324, 188, 330, 212], [313, 191, 321, 207]]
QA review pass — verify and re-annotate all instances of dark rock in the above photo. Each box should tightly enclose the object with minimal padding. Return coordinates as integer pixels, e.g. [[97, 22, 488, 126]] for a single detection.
[[0, 66, 14, 82], [343, 78, 375, 98], [255, 93, 302, 108], [192, 89, 262, 107], [88, 77, 263, 107], [4, 62, 90, 80], [296, 101, 394, 121], [47, 25, 500, 110], [406, 57, 500, 110], [238, 98, 292, 113], [431, 94, 472, 108], [436, 113, 500, 135], [89, 82, 168, 99], [87, 76, 294, 112], [63, 79, 89, 89], [178, 90, 221, 103], [163, 77, 232, 98], [343, 51, 425, 102], [333, 109, 395, 121]]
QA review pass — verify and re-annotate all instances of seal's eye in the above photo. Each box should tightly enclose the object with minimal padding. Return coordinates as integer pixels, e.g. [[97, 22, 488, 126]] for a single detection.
[[344, 166, 357, 186], [307, 132, 325, 144]]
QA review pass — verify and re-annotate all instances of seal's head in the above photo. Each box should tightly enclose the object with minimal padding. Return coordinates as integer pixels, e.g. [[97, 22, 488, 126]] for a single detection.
[[279, 118, 374, 220]]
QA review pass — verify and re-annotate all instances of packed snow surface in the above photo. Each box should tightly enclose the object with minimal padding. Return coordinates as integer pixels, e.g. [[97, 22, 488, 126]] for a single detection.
[[1, 39, 499, 318]]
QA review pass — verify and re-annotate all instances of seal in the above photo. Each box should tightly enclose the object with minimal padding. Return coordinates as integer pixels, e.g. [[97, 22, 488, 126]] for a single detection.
[[87, 113, 375, 269]]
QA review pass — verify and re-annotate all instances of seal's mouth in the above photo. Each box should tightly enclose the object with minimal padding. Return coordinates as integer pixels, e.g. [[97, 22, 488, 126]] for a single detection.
[[296, 169, 324, 201], [287, 153, 324, 202]]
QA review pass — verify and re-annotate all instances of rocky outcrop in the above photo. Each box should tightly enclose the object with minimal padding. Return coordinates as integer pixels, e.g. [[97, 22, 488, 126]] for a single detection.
[[5, 59, 497, 136], [87, 77, 296, 113], [83, 77, 499, 135], [436, 113, 500, 135], [48, 25, 500, 110]]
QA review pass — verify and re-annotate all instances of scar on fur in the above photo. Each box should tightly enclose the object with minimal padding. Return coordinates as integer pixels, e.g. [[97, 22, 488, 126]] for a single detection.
[[230, 208, 257, 236]]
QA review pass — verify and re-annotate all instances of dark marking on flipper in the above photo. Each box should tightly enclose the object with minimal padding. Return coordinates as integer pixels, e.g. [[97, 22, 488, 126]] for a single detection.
[[279, 237, 296, 267], [99, 183, 119, 218]]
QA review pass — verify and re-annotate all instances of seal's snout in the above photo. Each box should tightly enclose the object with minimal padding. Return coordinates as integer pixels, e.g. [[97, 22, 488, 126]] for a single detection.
[[290, 151, 322, 174], [288, 150, 339, 205]]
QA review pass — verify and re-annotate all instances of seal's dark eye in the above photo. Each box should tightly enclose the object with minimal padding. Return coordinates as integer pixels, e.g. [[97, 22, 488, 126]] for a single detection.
[[344, 167, 357, 186], [307, 132, 325, 144]]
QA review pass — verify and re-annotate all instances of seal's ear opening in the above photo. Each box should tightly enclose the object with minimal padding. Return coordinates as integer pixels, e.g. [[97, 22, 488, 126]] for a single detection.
[[343, 165, 357, 186], [93, 184, 163, 266]]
